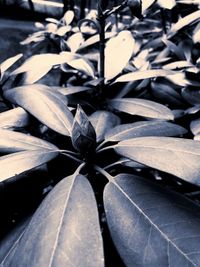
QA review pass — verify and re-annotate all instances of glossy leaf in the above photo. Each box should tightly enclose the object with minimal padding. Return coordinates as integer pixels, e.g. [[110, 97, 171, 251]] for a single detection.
[[105, 121, 187, 142], [104, 31, 135, 81], [109, 98, 174, 120], [0, 129, 57, 153], [168, 10, 200, 38], [67, 58, 95, 78], [2, 174, 104, 267], [0, 150, 58, 182], [0, 107, 30, 129], [104, 173, 200, 267], [0, 54, 23, 80], [89, 111, 120, 142], [115, 137, 200, 185], [4, 84, 73, 136], [157, 0, 176, 9], [115, 69, 174, 83], [78, 32, 116, 50], [190, 118, 200, 135]]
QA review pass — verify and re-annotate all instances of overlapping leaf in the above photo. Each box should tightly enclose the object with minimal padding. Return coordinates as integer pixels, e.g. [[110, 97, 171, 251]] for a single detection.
[[0, 149, 58, 182], [89, 111, 120, 142], [115, 137, 200, 185], [1, 174, 104, 266], [104, 174, 200, 267], [0, 107, 30, 129], [0, 129, 57, 153], [105, 121, 187, 142], [4, 84, 73, 136], [109, 98, 174, 120]]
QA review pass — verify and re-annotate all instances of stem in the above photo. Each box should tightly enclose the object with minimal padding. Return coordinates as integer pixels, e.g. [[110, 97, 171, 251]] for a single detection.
[[96, 140, 108, 151], [98, 1, 106, 92], [94, 165, 113, 181], [60, 152, 83, 164], [74, 162, 86, 175], [96, 145, 115, 154]]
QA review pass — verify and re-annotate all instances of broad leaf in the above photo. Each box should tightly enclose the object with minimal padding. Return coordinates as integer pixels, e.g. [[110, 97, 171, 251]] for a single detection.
[[105, 121, 187, 142], [89, 111, 120, 142], [104, 173, 200, 267], [2, 174, 104, 267], [168, 10, 200, 38], [78, 32, 116, 50], [0, 54, 23, 80], [115, 69, 174, 83], [157, 0, 176, 9], [67, 58, 95, 78], [115, 137, 200, 185], [54, 86, 92, 96], [104, 31, 135, 81], [190, 118, 200, 135], [109, 98, 174, 120], [0, 107, 30, 129], [0, 129, 57, 153], [0, 149, 58, 182], [182, 88, 200, 105], [67, 32, 84, 52], [4, 84, 73, 136]]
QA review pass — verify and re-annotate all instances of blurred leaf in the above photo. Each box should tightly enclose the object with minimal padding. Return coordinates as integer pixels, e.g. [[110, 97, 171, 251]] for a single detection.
[[104, 173, 200, 267], [0, 54, 23, 79], [68, 58, 95, 78], [78, 32, 116, 50], [167, 72, 190, 87], [104, 31, 135, 81], [127, 0, 142, 18], [1, 174, 104, 266], [115, 137, 200, 185], [67, 32, 84, 52], [163, 61, 193, 70], [55, 86, 92, 96], [182, 87, 200, 105], [105, 121, 187, 142], [89, 111, 120, 142], [193, 22, 200, 43], [109, 98, 174, 120], [72, 106, 96, 155], [0, 129, 57, 153], [190, 118, 200, 135], [56, 25, 72, 36], [115, 69, 174, 83], [11, 54, 67, 84], [157, 0, 176, 9], [4, 84, 73, 136], [162, 39, 185, 60], [151, 82, 184, 107], [0, 107, 30, 129], [142, 0, 156, 14], [62, 10, 74, 25], [168, 10, 200, 38], [0, 149, 58, 183]]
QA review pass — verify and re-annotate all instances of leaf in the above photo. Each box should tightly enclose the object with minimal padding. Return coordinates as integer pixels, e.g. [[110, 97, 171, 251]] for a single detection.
[[104, 173, 200, 267], [4, 84, 74, 136], [104, 31, 135, 81], [115, 137, 200, 185], [89, 111, 121, 142], [163, 61, 193, 70], [67, 58, 95, 78], [190, 118, 200, 135], [78, 32, 116, 50], [0, 54, 23, 80], [0, 217, 31, 263], [0, 129, 57, 153], [157, 0, 176, 9], [115, 69, 175, 83], [105, 121, 187, 142], [0, 150, 58, 182], [109, 98, 174, 120], [11, 54, 67, 84], [55, 86, 92, 96], [182, 87, 200, 105], [67, 32, 84, 52], [1, 174, 104, 267], [193, 23, 200, 43], [62, 10, 74, 25], [168, 10, 200, 38], [0, 107, 30, 129]]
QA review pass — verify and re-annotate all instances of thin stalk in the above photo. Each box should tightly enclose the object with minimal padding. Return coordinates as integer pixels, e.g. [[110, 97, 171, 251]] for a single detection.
[[60, 152, 83, 164], [74, 162, 86, 175], [94, 164, 113, 181], [98, 1, 106, 93], [96, 144, 115, 154], [96, 139, 108, 151]]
